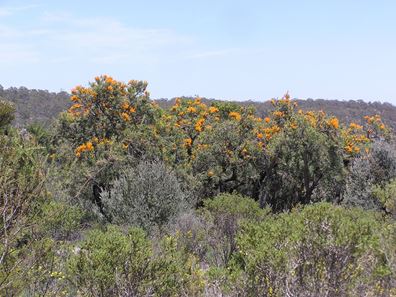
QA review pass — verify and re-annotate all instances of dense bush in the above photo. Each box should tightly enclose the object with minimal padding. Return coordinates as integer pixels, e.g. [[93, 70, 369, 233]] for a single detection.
[[0, 99, 15, 130], [171, 194, 268, 268], [235, 202, 395, 296], [373, 179, 396, 218], [201, 194, 268, 266], [343, 140, 396, 210], [68, 226, 205, 297], [68, 226, 152, 296], [0, 128, 48, 293], [101, 160, 193, 231]]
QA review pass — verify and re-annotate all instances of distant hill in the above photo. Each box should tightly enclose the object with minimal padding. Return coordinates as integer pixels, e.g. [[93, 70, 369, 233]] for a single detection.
[[1, 85, 395, 131], [0, 85, 71, 127]]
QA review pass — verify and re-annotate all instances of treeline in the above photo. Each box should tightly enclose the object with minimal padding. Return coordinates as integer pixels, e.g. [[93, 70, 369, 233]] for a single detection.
[[0, 85, 70, 127], [0, 76, 395, 296], [1, 84, 396, 131]]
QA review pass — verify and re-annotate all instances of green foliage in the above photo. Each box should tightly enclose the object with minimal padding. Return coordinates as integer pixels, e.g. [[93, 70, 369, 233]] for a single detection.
[[192, 118, 263, 199], [0, 99, 15, 130], [150, 234, 205, 297], [68, 226, 205, 297], [203, 193, 268, 220], [27, 122, 53, 151], [373, 179, 396, 218], [38, 201, 84, 240], [171, 194, 268, 268], [236, 202, 394, 296], [68, 226, 152, 296], [201, 194, 268, 267], [263, 107, 345, 211], [0, 129, 48, 292]]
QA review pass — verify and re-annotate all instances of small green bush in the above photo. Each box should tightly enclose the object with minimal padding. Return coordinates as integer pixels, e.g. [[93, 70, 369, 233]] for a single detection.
[[150, 234, 205, 297], [38, 201, 84, 240], [171, 194, 268, 268], [373, 178, 396, 218], [68, 226, 152, 296], [202, 194, 269, 266]]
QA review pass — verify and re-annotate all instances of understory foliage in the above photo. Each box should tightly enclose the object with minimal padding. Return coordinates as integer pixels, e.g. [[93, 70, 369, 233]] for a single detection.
[[100, 160, 191, 231], [1, 76, 395, 296], [236, 203, 394, 296]]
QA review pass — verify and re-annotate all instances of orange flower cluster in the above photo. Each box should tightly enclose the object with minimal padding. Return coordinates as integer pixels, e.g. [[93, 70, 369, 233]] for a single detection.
[[364, 114, 381, 125], [209, 106, 219, 113], [344, 144, 360, 154], [256, 125, 281, 141], [272, 111, 284, 118], [303, 111, 318, 127], [349, 122, 363, 130], [195, 118, 205, 132], [328, 118, 339, 129], [75, 141, 94, 157], [364, 115, 386, 131], [229, 111, 242, 121], [121, 112, 131, 122], [183, 138, 192, 147], [167, 97, 221, 144], [343, 132, 370, 155]]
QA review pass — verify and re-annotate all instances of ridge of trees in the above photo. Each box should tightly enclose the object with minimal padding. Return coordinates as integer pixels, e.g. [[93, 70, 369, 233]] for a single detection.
[[1, 85, 395, 131]]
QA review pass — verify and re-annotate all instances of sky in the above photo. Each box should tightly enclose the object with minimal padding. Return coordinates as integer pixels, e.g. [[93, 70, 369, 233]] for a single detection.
[[0, 0, 396, 104]]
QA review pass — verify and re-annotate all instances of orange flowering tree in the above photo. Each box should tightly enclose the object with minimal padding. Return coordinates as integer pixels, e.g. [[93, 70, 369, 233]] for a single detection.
[[151, 93, 391, 210], [59, 75, 159, 159], [254, 94, 390, 210], [261, 97, 344, 210], [56, 76, 161, 216], [190, 109, 265, 199]]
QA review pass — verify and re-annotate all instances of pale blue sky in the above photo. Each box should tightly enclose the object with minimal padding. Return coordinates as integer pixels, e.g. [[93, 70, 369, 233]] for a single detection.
[[1, 0, 395, 104]]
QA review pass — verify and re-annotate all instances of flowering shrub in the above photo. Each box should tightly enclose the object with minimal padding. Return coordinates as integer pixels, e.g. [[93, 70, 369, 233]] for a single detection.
[[59, 75, 159, 159]]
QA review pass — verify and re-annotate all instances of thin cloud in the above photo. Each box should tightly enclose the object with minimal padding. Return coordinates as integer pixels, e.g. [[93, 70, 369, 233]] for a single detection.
[[0, 11, 193, 65], [0, 4, 39, 17]]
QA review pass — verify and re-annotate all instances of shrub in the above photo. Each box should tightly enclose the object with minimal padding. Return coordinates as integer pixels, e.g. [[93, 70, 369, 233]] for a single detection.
[[150, 234, 205, 297], [101, 160, 193, 231], [200, 193, 269, 267], [343, 140, 396, 210], [373, 179, 396, 218], [235, 202, 394, 296], [68, 226, 206, 297], [38, 201, 84, 240], [68, 226, 152, 296], [0, 129, 48, 293], [0, 99, 15, 130], [168, 211, 210, 263]]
